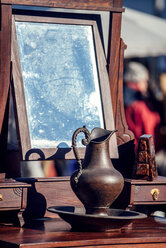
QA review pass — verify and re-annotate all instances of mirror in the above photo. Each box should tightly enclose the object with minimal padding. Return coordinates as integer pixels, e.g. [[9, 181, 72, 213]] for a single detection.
[[11, 10, 118, 161], [15, 20, 104, 148]]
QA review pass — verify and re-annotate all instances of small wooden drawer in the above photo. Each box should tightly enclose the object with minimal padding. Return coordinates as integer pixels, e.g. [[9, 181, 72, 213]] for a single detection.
[[102, 177, 166, 212], [0, 188, 23, 209], [134, 184, 166, 203], [0, 179, 31, 211]]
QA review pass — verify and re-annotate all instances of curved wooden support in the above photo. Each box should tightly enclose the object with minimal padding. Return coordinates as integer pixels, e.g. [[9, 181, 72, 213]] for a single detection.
[[107, 12, 134, 146], [115, 38, 135, 145]]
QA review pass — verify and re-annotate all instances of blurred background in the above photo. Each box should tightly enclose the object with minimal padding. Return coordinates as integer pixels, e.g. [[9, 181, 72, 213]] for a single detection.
[[122, 0, 166, 176]]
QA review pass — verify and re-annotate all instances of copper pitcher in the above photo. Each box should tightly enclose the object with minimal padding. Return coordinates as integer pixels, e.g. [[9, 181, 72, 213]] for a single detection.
[[70, 126, 124, 215]]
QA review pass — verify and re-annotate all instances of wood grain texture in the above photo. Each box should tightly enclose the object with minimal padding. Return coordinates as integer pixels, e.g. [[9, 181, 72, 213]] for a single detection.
[[1, 216, 166, 247], [113, 0, 123, 7], [114, 39, 135, 145], [0, 4, 12, 133], [107, 12, 122, 115], [107, 12, 134, 146], [1, 0, 124, 11], [0, 179, 30, 211], [11, 16, 32, 160], [113, 176, 166, 211], [19, 177, 82, 219]]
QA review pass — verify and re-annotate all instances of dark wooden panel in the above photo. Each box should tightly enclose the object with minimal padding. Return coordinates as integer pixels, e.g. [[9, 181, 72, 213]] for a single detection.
[[107, 13, 134, 146], [1, 216, 166, 247], [108, 12, 122, 117], [0, 188, 22, 209], [114, 39, 135, 145], [113, 176, 166, 210], [134, 184, 166, 203], [113, 0, 123, 7], [1, 0, 124, 11], [0, 179, 30, 211], [36, 180, 82, 217], [0, 4, 12, 133], [20, 177, 82, 219], [107, 13, 135, 179]]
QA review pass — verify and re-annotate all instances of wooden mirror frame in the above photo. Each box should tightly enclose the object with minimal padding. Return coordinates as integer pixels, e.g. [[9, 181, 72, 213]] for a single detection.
[[0, 0, 134, 175], [11, 11, 118, 160]]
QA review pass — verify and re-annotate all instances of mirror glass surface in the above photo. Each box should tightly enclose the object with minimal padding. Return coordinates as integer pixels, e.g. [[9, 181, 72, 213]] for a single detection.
[[16, 21, 104, 149]]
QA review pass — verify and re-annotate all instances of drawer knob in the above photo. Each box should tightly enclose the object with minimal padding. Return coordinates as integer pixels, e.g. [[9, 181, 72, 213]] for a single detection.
[[0, 194, 3, 201], [150, 188, 159, 201]]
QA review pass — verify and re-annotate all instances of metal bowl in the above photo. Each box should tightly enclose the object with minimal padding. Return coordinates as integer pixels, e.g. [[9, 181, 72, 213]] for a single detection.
[[47, 206, 147, 232]]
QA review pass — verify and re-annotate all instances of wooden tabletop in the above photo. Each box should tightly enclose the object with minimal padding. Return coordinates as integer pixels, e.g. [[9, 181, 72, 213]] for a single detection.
[[1, 215, 166, 247]]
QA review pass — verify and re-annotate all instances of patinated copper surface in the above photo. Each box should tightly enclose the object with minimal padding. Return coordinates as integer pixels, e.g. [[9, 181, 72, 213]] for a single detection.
[[70, 126, 124, 215], [47, 206, 147, 232]]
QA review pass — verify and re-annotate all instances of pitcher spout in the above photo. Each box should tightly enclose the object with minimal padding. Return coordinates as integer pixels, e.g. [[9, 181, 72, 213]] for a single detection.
[[90, 127, 117, 143]]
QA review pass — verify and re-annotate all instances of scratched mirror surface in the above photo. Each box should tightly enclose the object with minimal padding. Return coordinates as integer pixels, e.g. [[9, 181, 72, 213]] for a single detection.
[[15, 21, 104, 148]]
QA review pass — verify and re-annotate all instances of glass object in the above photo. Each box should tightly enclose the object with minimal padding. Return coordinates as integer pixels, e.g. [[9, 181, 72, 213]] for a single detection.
[[16, 21, 104, 148]]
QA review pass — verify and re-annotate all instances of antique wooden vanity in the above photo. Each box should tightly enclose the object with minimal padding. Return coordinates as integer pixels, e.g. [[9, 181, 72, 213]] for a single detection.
[[1, 0, 166, 247]]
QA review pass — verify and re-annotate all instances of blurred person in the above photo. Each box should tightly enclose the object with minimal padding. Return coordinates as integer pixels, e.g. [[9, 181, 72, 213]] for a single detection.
[[124, 61, 161, 151]]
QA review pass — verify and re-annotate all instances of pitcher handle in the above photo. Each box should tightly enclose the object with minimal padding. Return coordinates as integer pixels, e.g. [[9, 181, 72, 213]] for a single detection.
[[72, 126, 90, 181]]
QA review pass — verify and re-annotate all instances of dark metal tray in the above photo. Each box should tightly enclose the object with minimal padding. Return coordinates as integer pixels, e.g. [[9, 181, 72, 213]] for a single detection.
[[47, 206, 147, 232]]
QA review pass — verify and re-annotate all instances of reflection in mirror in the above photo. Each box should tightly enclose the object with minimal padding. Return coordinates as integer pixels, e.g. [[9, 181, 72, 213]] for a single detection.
[[15, 21, 104, 148]]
